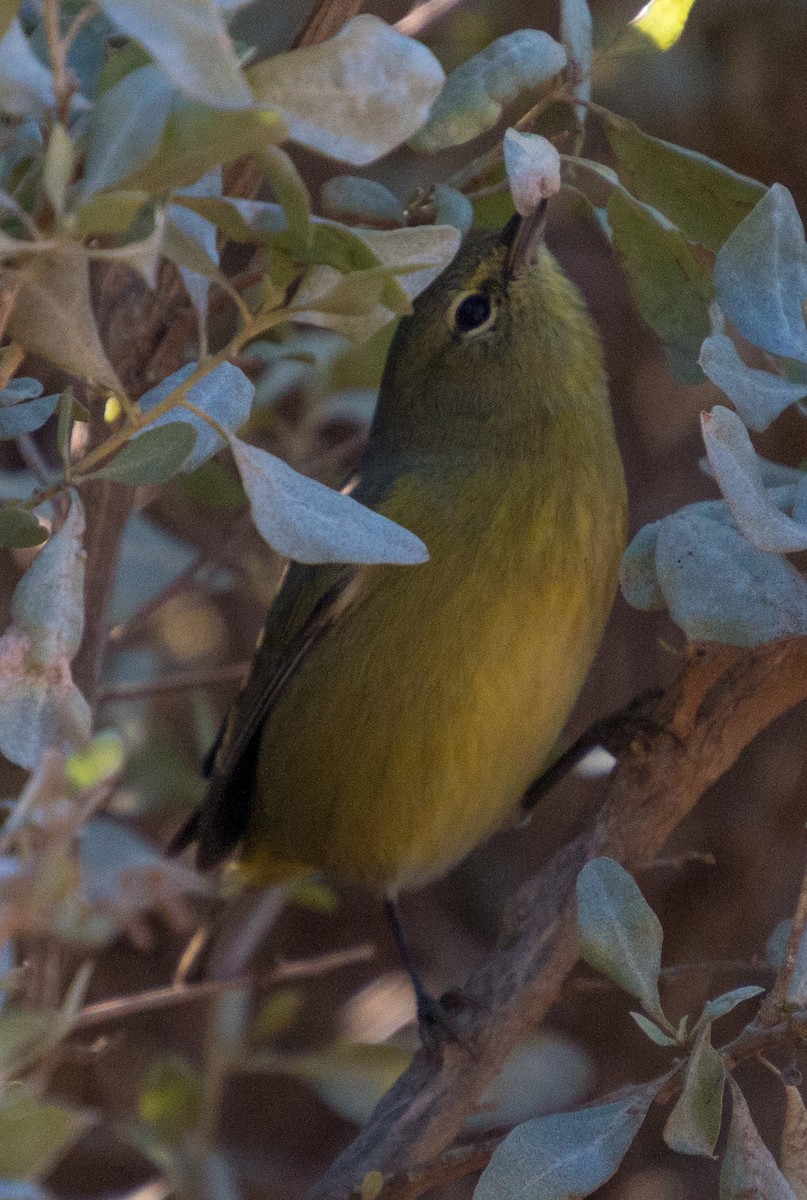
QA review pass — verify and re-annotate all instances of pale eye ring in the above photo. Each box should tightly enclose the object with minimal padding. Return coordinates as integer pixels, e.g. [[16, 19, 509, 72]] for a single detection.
[[448, 290, 498, 336]]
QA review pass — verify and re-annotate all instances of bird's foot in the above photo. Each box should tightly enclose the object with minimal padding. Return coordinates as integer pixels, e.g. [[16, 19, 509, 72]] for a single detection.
[[415, 987, 479, 1055]]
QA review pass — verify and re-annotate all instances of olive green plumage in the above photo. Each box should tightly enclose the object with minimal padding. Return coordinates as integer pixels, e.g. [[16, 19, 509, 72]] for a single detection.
[[185, 215, 627, 899]]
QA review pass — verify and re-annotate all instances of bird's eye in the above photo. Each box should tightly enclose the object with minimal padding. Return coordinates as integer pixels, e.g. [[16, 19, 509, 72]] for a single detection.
[[449, 291, 497, 337]]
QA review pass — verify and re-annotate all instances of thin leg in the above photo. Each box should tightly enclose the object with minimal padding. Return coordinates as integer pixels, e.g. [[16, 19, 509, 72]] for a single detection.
[[384, 898, 463, 1049]]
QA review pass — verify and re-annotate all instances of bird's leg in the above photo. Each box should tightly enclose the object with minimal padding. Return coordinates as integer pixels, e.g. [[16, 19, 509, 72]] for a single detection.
[[520, 688, 665, 817], [384, 898, 462, 1051]]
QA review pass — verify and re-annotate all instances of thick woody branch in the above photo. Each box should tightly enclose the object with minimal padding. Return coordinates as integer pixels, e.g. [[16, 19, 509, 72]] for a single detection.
[[313, 638, 807, 1199]]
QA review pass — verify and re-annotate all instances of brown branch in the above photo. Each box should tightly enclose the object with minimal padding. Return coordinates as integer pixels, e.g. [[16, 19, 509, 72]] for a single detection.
[[312, 639, 807, 1199], [97, 661, 248, 703], [759, 858, 807, 1025]]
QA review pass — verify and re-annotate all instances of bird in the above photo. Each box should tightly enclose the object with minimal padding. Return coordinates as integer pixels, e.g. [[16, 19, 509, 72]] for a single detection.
[[172, 203, 627, 1035]]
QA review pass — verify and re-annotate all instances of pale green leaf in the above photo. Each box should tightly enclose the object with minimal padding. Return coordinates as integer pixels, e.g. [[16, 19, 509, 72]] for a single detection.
[[42, 125, 74, 219], [603, 111, 765, 252], [0, 1095, 85, 1181], [700, 985, 764, 1024], [249, 15, 444, 165], [261, 144, 312, 253], [663, 1022, 725, 1157], [87, 422, 198, 484], [411, 29, 566, 153], [11, 494, 85, 666], [138, 360, 255, 472], [228, 432, 429, 565], [80, 64, 175, 199], [577, 857, 665, 1023], [138, 1055, 202, 1148], [619, 520, 666, 611], [98, 0, 252, 109], [66, 731, 124, 791], [607, 188, 714, 383], [73, 190, 149, 237]]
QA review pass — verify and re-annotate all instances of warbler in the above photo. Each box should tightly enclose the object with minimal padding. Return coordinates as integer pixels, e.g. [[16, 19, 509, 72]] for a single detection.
[[174, 205, 627, 1026]]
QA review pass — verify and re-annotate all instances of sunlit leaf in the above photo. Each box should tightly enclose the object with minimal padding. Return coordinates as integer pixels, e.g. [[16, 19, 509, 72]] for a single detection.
[[66, 731, 125, 791], [474, 1084, 661, 1200], [249, 15, 444, 165], [577, 857, 666, 1023], [631, 0, 697, 51], [410, 29, 566, 153], [720, 1077, 798, 1199], [602, 112, 765, 252], [702, 406, 807, 553], [781, 1084, 807, 1200], [73, 190, 149, 238], [713, 184, 807, 362], [699, 334, 807, 432], [504, 129, 561, 215], [98, 0, 253, 109], [87, 423, 198, 484], [228, 432, 428, 565], [80, 64, 175, 199], [261, 145, 312, 254], [607, 188, 713, 383], [663, 1022, 725, 1157]]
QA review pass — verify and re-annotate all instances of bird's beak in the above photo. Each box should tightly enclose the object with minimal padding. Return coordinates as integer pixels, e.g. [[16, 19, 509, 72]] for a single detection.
[[502, 200, 548, 281]]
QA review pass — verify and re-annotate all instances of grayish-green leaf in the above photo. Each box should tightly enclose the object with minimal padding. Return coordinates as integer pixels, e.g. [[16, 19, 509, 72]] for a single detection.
[[781, 1084, 807, 1200], [229, 432, 429, 565], [411, 29, 566, 152], [0, 394, 58, 439], [603, 112, 765, 252], [663, 1022, 725, 1157], [0, 507, 47, 548], [98, 0, 253, 109], [42, 124, 74, 219], [714, 184, 807, 362], [720, 1077, 798, 1199], [12, 495, 85, 665], [0, 0, 20, 44], [620, 520, 666, 611], [629, 1011, 678, 1046], [88, 208, 166, 288], [656, 507, 807, 645], [699, 333, 807, 432], [0, 1095, 86, 1181], [432, 184, 473, 234], [320, 176, 403, 225], [139, 360, 255, 471], [354, 223, 461, 299], [702, 406, 807, 553], [80, 64, 175, 199], [701, 986, 764, 1024], [608, 188, 714, 384], [89, 422, 198, 484], [0, 20, 56, 117], [170, 170, 221, 326], [1, 245, 121, 392], [577, 857, 665, 1022], [262, 144, 312, 253], [473, 1085, 660, 1200], [249, 15, 445, 165]]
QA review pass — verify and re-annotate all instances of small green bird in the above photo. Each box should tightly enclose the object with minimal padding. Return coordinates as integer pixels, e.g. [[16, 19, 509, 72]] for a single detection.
[[175, 206, 627, 1027]]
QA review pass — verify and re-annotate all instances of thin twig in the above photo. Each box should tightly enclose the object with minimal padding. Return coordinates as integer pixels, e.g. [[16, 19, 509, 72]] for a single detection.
[[61, 2, 99, 58], [395, 0, 468, 37], [759, 859, 807, 1025], [569, 958, 774, 995], [75, 944, 375, 1030], [97, 661, 249, 704]]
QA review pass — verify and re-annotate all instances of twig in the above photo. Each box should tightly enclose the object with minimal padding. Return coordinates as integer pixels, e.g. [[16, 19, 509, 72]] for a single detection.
[[759, 858, 807, 1025], [395, 0, 468, 37], [313, 639, 807, 1199], [75, 944, 375, 1030], [568, 958, 774, 996], [97, 661, 248, 704], [295, 0, 365, 48], [107, 553, 208, 648], [61, 3, 99, 57]]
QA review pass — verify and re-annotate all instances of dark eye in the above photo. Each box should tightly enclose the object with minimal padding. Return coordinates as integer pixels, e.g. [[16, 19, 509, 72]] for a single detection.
[[453, 292, 493, 333]]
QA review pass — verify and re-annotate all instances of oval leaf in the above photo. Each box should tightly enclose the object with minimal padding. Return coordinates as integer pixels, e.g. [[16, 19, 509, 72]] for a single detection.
[[699, 333, 807, 432], [663, 1022, 726, 1157], [720, 1078, 798, 1200], [0, 506, 48, 548], [80, 64, 175, 199], [577, 857, 665, 1023], [228, 433, 428, 566], [139, 361, 254, 472], [89, 422, 198, 484]]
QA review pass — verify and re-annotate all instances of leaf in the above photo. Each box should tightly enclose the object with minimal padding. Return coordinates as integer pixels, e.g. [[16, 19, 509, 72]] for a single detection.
[[122, 102, 286, 194], [290, 264, 411, 343], [248, 15, 445, 165], [561, 0, 593, 117], [473, 1085, 660, 1200], [12, 496, 85, 666], [713, 184, 807, 362], [0, 20, 56, 117], [42, 124, 74, 219], [138, 1056, 202, 1148], [410, 29, 566, 153], [432, 185, 474, 234], [320, 176, 402, 225], [577, 857, 666, 1023], [781, 1085, 807, 1200], [66, 731, 124, 791], [720, 1077, 798, 1199], [630, 0, 697, 52], [620, 520, 666, 611], [138, 360, 255, 472], [629, 1011, 678, 1046], [663, 1022, 725, 1157], [0, 507, 48, 548], [261, 144, 312, 254], [607, 188, 714, 383], [700, 985, 764, 1024], [98, 0, 253, 109], [228, 433, 428, 565], [702, 406, 807, 553], [655, 507, 807, 646], [73, 190, 149, 238], [88, 423, 198, 484], [0, 1094, 86, 1181], [699, 334, 807, 432], [350, 224, 461, 300], [90, 209, 166, 289], [603, 112, 765, 252], [1, 245, 121, 392], [0, 394, 59, 439], [504, 129, 561, 215], [79, 64, 175, 199], [169, 170, 221, 326], [0, 379, 42, 404], [0, 1011, 53, 1075]]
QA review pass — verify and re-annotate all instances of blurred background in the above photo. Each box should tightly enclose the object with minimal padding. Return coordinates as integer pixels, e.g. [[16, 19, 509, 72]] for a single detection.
[[3, 0, 807, 1196]]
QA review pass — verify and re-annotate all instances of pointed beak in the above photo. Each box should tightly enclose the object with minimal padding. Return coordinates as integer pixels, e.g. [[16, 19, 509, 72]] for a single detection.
[[502, 201, 548, 281]]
